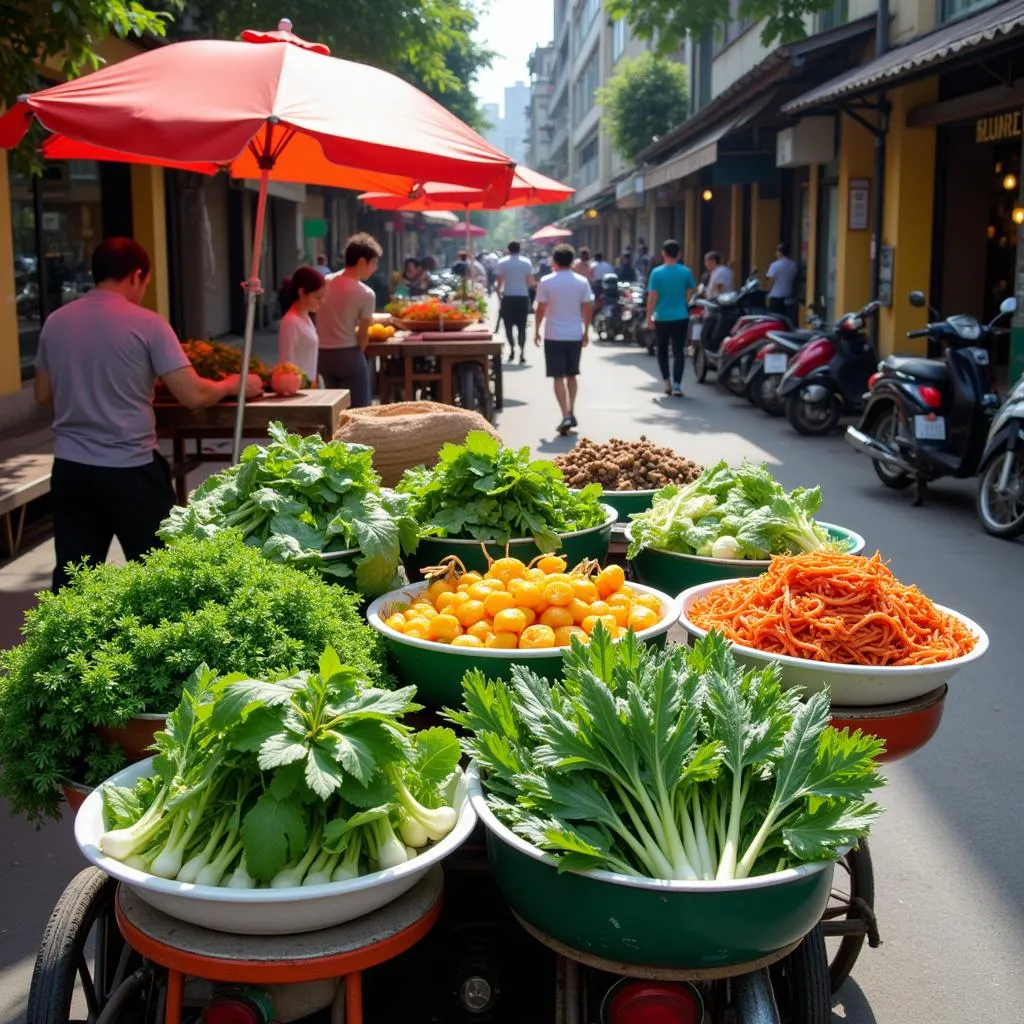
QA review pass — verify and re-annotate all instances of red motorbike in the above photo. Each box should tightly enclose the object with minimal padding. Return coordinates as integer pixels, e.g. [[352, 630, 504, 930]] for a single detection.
[[715, 311, 795, 398], [744, 315, 825, 415]]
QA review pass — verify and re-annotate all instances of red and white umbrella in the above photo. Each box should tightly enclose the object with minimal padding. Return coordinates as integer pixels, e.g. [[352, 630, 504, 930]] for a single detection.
[[531, 224, 574, 243]]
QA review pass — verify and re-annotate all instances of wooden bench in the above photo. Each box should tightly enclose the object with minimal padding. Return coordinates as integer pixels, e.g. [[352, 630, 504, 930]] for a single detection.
[[0, 452, 53, 556]]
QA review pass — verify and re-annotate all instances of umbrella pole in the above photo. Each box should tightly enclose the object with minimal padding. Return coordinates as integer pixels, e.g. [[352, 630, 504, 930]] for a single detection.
[[232, 167, 271, 464], [465, 206, 473, 288]]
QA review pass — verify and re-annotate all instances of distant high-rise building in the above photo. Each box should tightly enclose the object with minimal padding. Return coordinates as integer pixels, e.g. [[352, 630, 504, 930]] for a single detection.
[[502, 81, 530, 165], [480, 102, 503, 154]]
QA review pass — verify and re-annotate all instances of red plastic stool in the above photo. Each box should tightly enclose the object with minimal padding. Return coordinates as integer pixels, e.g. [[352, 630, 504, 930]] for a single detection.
[[114, 866, 443, 1024]]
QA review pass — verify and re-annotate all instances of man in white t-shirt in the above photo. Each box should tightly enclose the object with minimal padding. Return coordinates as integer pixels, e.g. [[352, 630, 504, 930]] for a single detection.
[[590, 251, 615, 281], [704, 251, 734, 296], [495, 240, 536, 364], [534, 244, 593, 436], [766, 242, 799, 318]]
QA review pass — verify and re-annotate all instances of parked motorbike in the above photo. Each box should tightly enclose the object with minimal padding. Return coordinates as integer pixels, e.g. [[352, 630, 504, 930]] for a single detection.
[[692, 271, 764, 383], [745, 316, 825, 415], [977, 368, 1024, 538], [845, 290, 1016, 507], [593, 273, 629, 342], [779, 300, 881, 435], [716, 306, 798, 398]]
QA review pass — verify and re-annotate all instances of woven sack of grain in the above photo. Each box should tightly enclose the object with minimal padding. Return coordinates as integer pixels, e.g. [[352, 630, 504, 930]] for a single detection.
[[334, 402, 501, 486]]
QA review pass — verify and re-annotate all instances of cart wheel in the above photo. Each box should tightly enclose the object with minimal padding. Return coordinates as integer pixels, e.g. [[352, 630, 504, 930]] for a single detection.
[[457, 362, 493, 421], [821, 841, 877, 994], [769, 924, 830, 1024], [27, 868, 149, 1024]]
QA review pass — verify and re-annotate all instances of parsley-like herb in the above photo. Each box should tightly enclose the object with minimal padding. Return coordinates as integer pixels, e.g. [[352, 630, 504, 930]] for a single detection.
[[397, 431, 605, 551]]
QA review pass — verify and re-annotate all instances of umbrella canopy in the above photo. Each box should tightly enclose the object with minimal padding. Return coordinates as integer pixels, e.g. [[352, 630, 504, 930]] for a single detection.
[[436, 223, 487, 238], [0, 20, 515, 462], [0, 23, 514, 199], [531, 224, 574, 243], [358, 165, 573, 212]]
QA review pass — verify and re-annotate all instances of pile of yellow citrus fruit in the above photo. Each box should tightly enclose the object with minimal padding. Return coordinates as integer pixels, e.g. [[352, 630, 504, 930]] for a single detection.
[[382, 555, 664, 650], [368, 322, 397, 342]]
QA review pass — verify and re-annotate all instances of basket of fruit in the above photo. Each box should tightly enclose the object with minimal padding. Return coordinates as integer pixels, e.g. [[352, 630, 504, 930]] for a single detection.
[[366, 553, 680, 706], [387, 297, 481, 333], [368, 323, 398, 343]]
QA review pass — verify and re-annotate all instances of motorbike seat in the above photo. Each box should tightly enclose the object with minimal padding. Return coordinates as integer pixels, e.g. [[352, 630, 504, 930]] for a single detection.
[[882, 355, 949, 383]]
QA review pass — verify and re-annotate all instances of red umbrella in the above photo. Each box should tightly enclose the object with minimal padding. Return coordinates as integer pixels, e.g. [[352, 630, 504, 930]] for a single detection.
[[0, 20, 514, 460], [531, 224, 574, 243], [435, 224, 488, 238]]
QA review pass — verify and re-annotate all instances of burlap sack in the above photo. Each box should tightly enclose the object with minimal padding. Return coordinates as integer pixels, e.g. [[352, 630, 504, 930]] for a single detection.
[[334, 402, 501, 486]]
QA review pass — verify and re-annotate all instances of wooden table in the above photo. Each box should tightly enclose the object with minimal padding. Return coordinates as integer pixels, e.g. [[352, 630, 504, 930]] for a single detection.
[[154, 389, 351, 504], [368, 336, 504, 412]]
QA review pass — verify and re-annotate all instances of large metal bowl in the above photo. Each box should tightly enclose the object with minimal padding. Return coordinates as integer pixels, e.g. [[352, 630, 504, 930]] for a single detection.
[[75, 759, 476, 935], [366, 580, 680, 706], [626, 521, 865, 595], [403, 503, 618, 581], [678, 579, 988, 706], [467, 763, 835, 970]]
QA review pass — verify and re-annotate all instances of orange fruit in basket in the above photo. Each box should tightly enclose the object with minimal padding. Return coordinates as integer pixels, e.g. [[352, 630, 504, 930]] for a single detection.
[[537, 555, 567, 574], [542, 580, 574, 607], [553, 625, 587, 646], [582, 614, 619, 636], [628, 606, 661, 632], [493, 607, 528, 635], [452, 634, 484, 648], [486, 631, 520, 649], [519, 624, 557, 649], [635, 593, 662, 613], [508, 579, 543, 608], [489, 557, 527, 584], [572, 578, 600, 603], [539, 605, 574, 630], [596, 565, 626, 598], [456, 600, 487, 628], [484, 591, 516, 617], [467, 620, 493, 642], [428, 614, 462, 643]]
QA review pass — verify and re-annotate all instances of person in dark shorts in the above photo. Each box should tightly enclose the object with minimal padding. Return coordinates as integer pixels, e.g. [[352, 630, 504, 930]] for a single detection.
[[533, 244, 593, 436], [34, 237, 263, 590], [645, 239, 697, 397]]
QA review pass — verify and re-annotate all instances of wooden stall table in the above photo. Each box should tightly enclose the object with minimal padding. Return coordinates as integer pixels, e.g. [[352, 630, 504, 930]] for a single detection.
[[368, 333, 504, 414], [155, 389, 351, 504]]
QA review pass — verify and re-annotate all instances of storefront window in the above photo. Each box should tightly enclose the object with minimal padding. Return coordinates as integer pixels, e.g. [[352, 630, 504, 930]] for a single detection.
[[8, 157, 104, 379], [940, 0, 997, 23]]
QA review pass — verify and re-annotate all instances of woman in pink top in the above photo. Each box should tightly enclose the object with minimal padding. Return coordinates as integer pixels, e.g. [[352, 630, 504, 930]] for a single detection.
[[278, 265, 325, 385]]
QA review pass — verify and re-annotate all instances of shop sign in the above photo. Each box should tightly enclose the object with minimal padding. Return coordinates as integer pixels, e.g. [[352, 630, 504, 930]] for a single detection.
[[975, 110, 1022, 144], [848, 178, 870, 232]]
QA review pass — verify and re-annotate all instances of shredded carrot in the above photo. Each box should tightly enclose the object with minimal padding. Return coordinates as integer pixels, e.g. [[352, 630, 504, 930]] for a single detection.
[[689, 551, 976, 666]]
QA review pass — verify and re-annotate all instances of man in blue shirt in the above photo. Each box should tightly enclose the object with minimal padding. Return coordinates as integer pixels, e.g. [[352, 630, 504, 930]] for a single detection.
[[645, 239, 696, 397]]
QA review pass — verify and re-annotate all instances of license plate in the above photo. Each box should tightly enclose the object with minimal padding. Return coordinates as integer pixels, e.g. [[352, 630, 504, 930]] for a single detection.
[[690, 322, 703, 341], [764, 353, 788, 374], [914, 414, 946, 440]]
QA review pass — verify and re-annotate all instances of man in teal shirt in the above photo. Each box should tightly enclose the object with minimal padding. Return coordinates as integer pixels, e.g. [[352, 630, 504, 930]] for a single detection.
[[645, 239, 697, 397]]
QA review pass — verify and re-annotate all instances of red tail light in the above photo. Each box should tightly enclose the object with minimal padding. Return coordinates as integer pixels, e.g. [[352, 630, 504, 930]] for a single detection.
[[604, 981, 704, 1024], [867, 372, 881, 389], [201, 998, 265, 1024], [918, 385, 943, 408]]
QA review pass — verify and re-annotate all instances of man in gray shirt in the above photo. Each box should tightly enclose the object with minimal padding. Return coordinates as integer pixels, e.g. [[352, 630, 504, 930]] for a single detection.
[[35, 237, 262, 589], [766, 242, 800, 319], [495, 240, 536, 364]]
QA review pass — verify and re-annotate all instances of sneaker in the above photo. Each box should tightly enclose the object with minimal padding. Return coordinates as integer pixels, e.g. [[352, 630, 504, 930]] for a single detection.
[[556, 416, 573, 436], [520, 354, 527, 365], [569, 412, 578, 427], [671, 384, 684, 398]]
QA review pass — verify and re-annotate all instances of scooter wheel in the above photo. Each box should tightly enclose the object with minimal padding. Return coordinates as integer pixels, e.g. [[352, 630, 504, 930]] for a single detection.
[[786, 389, 840, 436], [752, 371, 786, 416], [866, 406, 913, 490], [693, 344, 710, 383], [977, 448, 1024, 538], [720, 360, 751, 398]]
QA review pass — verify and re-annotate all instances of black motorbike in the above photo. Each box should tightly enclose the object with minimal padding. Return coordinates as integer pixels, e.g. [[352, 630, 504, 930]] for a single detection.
[[593, 272, 628, 342], [692, 271, 764, 383], [845, 290, 1016, 504], [778, 300, 881, 436]]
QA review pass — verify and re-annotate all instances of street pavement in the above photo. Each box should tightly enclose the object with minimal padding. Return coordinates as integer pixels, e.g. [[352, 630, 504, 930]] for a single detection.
[[2, 327, 1023, 1023]]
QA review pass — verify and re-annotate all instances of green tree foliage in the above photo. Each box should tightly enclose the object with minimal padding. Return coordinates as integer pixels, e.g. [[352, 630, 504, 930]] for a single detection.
[[608, 0, 834, 50], [596, 53, 689, 164], [0, 0, 178, 104], [184, 0, 492, 130]]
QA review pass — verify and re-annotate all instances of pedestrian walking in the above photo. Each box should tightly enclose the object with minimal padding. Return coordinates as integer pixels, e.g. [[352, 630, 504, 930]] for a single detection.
[[314, 254, 332, 277], [766, 242, 799, 318], [573, 246, 594, 283], [635, 241, 651, 281], [646, 239, 697, 398], [316, 232, 382, 408], [590, 251, 615, 281], [534, 243, 593, 436], [33, 237, 263, 590], [495, 240, 536, 364]]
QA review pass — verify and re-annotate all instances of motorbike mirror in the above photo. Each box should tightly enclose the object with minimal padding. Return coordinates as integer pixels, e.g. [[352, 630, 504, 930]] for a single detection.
[[1000, 296, 1017, 316], [908, 291, 927, 308]]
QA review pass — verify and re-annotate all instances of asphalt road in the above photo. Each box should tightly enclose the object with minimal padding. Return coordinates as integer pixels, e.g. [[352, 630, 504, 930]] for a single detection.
[[2, 329, 1022, 1024]]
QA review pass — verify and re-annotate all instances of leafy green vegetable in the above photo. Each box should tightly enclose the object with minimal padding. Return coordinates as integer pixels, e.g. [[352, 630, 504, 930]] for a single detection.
[[0, 533, 387, 824], [99, 651, 462, 887], [397, 431, 606, 551], [448, 628, 884, 880], [627, 459, 830, 559], [159, 422, 419, 596]]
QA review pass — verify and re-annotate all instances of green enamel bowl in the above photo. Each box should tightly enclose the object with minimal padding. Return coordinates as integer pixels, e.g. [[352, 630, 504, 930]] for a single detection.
[[591, 489, 658, 520], [626, 522, 866, 595], [403, 504, 618, 582], [366, 579, 680, 708], [467, 763, 836, 970]]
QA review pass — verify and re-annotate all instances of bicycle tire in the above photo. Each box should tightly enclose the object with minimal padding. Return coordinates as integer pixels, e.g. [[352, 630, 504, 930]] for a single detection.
[[770, 924, 830, 1024], [824, 841, 876, 994]]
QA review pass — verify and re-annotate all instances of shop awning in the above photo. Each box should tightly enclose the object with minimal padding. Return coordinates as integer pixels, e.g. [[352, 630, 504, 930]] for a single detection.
[[643, 94, 774, 191], [420, 210, 460, 223], [784, 0, 1024, 114]]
